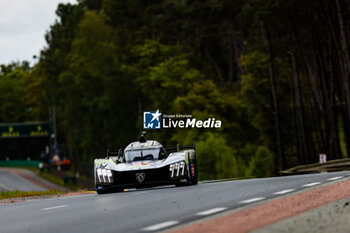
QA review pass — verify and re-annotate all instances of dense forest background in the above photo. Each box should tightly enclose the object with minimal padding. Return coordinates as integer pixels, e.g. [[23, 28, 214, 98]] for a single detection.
[[1, 0, 350, 179]]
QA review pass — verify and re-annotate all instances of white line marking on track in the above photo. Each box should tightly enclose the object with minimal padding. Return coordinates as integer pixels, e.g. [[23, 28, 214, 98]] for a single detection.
[[273, 189, 295, 195], [41, 205, 68, 211], [302, 182, 321, 187], [142, 221, 179, 231], [196, 207, 227, 216], [239, 197, 264, 204], [327, 176, 343, 181]]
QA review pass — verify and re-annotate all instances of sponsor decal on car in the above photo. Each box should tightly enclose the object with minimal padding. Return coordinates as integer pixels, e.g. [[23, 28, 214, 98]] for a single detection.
[[97, 160, 110, 167], [132, 161, 151, 168]]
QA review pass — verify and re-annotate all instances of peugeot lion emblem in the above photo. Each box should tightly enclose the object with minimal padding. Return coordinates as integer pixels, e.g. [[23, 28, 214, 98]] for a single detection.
[[136, 172, 145, 183]]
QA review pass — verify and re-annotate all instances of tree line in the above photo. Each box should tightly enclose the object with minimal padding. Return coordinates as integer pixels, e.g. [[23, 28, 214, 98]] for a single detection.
[[0, 0, 349, 179]]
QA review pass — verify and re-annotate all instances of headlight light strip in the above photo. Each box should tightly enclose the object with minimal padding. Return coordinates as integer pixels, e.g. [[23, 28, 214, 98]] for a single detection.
[[169, 161, 186, 178], [97, 168, 113, 183]]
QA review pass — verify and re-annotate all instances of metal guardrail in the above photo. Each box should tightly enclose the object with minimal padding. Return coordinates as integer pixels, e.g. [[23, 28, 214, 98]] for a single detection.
[[281, 158, 350, 175]]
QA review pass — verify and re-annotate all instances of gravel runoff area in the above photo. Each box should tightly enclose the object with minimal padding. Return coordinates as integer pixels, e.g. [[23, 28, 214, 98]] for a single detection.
[[253, 196, 350, 233]]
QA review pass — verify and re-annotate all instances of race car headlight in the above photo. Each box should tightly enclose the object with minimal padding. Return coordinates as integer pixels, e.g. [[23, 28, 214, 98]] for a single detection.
[[97, 168, 102, 176], [96, 168, 113, 183], [179, 162, 185, 176], [169, 161, 186, 178], [169, 164, 175, 177], [107, 170, 112, 177]]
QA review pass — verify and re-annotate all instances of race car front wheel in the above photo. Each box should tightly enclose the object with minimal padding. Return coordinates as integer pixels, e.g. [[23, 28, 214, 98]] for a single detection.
[[175, 164, 198, 187], [189, 163, 198, 185], [188, 150, 198, 185]]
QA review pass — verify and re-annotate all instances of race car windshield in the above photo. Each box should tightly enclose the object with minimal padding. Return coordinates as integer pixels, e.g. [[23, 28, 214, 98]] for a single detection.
[[124, 148, 160, 162]]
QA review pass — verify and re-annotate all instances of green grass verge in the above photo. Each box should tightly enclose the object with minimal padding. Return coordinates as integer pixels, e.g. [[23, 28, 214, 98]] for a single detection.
[[19, 167, 79, 191], [0, 190, 66, 200], [39, 171, 78, 191]]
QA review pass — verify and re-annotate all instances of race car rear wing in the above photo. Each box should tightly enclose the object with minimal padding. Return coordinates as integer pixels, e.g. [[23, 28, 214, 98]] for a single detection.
[[166, 143, 196, 153], [106, 148, 123, 158]]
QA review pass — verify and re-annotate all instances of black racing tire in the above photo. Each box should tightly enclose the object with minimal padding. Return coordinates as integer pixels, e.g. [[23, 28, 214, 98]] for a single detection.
[[190, 161, 198, 185], [188, 151, 198, 186], [96, 189, 109, 194], [175, 181, 191, 187], [175, 168, 197, 187], [191, 175, 198, 185]]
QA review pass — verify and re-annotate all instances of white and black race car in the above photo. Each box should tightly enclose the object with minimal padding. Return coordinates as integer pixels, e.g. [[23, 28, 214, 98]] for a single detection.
[[94, 133, 198, 194]]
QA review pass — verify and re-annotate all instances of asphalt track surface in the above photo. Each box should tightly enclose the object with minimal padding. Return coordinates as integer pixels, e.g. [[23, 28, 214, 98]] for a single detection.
[[1, 171, 350, 233], [0, 169, 47, 191]]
